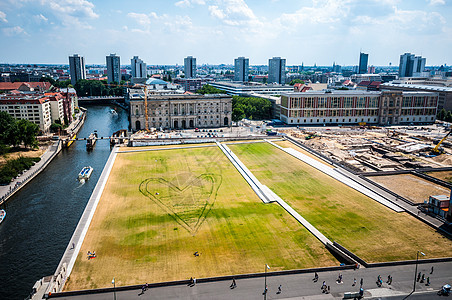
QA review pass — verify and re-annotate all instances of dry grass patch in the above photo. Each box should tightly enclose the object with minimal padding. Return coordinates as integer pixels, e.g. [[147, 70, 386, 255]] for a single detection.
[[229, 142, 452, 263], [65, 146, 337, 291], [369, 174, 449, 203]]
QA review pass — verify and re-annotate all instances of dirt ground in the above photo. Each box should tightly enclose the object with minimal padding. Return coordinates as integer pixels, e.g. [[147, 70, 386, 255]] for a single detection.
[[0, 142, 50, 167], [274, 140, 332, 166], [368, 174, 450, 203], [426, 171, 452, 183]]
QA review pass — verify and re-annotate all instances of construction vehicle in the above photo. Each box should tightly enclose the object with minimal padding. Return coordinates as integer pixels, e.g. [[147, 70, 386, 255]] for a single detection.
[[431, 129, 452, 154]]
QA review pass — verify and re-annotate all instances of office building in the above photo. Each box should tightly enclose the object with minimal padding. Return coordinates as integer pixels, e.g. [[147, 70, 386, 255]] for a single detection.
[[184, 56, 196, 78], [268, 57, 286, 84], [381, 82, 452, 111], [173, 78, 214, 92], [399, 53, 426, 77], [280, 90, 438, 126], [69, 54, 86, 86], [131, 56, 147, 78], [210, 82, 293, 96], [234, 57, 249, 82], [358, 52, 368, 74], [106, 54, 121, 84], [129, 94, 232, 131]]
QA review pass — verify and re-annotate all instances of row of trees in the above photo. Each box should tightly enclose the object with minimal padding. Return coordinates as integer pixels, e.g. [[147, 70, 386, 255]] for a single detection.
[[0, 112, 39, 151], [437, 109, 452, 122], [74, 79, 124, 97], [195, 85, 272, 122], [196, 84, 224, 95], [232, 96, 272, 122]]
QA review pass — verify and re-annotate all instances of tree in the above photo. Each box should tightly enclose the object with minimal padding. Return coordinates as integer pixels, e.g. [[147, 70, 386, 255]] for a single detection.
[[196, 84, 224, 95], [438, 108, 447, 121], [40, 76, 56, 86], [289, 79, 305, 85], [17, 119, 39, 149], [232, 106, 245, 123]]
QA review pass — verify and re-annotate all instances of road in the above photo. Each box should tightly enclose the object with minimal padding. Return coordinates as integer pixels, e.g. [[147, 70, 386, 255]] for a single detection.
[[51, 261, 452, 299]]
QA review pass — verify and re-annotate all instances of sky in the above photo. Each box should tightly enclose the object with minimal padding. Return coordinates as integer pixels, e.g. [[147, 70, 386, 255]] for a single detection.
[[0, 0, 451, 66]]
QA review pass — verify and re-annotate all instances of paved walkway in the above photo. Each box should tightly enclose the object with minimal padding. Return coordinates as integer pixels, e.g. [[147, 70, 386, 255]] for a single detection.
[[265, 140, 403, 213], [50, 261, 452, 300], [0, 140, 61, 205], [43, 146, 119, 295]]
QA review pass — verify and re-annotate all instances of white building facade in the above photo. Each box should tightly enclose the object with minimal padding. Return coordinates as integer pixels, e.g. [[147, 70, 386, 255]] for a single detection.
[[130, 94, 232, 131]]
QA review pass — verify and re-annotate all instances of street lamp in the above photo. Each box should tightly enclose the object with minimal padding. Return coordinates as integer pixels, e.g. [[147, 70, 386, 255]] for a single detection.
[[264, 264, 270, 300], [112, 278, 116, 300], [404, 251, 425, 299]]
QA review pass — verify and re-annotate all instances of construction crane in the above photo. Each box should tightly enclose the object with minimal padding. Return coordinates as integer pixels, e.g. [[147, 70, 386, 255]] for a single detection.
[[102, 82, 150, 132], [431, 129, 452, 154], [143, 85, 149, 132]]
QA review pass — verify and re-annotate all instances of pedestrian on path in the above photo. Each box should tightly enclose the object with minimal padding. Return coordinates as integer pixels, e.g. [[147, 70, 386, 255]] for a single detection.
[[360, 278, 363, 287], [193, 277, 196, 286], [417, 272, 421, 282], [426, 277, 430, 286], [313, 272, 318, 282], [277, 285, 282, 294], [430, 266, 434, 274], [353, 278, 356, 287], [263, 285, 268, 295], [230, 278, 236, 289], [420, 273, 425, 283]]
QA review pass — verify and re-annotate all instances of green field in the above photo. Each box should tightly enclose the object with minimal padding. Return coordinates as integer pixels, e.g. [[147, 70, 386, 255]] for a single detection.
[[65, 145, 337, 291], [229, 142, 452, 263]]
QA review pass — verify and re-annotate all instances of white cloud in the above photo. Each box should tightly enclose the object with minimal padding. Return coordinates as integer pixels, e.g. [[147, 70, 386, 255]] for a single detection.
[[34, 14, 48, 22], [127, 12, 193, 34], [429, 0, 445, 5], [3, 26, 27, 36], [207, 0, 262, 28], [40, 0, 99, 19], [127, 12, 151, 26], [0, 11, 7, 23], [175, 0, 206, 7]]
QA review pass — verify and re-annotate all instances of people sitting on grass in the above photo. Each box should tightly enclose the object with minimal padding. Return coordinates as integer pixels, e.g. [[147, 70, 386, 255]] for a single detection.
[[87, 250, 96, 259]]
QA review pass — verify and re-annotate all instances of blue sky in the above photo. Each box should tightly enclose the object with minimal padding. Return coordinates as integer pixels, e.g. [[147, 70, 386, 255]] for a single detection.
[[0, 0, 451, 66]]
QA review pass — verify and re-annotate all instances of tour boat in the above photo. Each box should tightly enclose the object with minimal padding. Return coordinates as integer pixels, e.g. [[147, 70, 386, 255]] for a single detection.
[[78, 166, 93, 181], [0, 209, 6, 225]]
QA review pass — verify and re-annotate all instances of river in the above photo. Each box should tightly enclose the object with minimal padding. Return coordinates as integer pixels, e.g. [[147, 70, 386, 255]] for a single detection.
[[0, 105, 129, 300]]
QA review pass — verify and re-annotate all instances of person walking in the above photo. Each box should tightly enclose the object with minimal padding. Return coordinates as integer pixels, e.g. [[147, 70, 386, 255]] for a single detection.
[[360, 278, 363, 287], [353, 278, 356, 287], [193, 277, 196, 286], [426, 277, 430, 286], [230, 278, 236, 288], [430, 266, 434, 274], [313, 272, 318, 282], [277, 285, 282, 294]]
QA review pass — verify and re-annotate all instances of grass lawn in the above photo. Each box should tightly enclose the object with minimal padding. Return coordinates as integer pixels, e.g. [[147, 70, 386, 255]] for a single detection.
[[368, 174, 449, 204], [65, 145, 337, 291], [229, 142, 452, 263]]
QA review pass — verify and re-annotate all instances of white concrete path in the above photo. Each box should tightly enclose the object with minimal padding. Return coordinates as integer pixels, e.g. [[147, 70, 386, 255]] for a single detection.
[[265, 140, 404, 212], [216, 142, 274, 203]]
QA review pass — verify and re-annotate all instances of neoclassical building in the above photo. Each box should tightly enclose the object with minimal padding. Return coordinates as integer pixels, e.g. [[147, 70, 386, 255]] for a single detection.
[[130, 93, 232, 131]]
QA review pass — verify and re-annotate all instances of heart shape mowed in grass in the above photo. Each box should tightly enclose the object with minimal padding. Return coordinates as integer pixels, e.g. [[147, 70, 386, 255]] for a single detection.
[[139, 173, 222, 235]]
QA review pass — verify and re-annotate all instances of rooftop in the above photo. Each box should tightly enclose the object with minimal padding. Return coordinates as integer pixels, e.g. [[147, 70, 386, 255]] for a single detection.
[[381, 83, 452, 92]]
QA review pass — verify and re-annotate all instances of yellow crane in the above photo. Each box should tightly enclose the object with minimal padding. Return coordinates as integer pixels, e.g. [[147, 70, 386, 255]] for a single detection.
[[143, 85, 149, 132], [432, 129, 452, 154]]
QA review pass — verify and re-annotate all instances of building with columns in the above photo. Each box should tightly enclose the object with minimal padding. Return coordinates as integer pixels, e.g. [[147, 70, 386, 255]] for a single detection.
[[129, 93, 232, 131]]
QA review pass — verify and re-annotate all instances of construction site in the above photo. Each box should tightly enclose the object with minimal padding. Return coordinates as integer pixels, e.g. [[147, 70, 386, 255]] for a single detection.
[[283, 123, 452, 217]]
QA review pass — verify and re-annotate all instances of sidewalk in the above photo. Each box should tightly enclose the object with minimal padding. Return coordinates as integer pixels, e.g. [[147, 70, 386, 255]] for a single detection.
[[0, 140, 61, 205]]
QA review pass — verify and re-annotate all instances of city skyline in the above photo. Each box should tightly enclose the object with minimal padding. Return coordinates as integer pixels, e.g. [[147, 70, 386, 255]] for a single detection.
[[0, 0, 451, 65]]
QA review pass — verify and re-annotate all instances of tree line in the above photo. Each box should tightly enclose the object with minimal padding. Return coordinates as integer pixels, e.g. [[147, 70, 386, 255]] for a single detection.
[[437, 109, 452, 123], [0, 111, 39, 152]]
